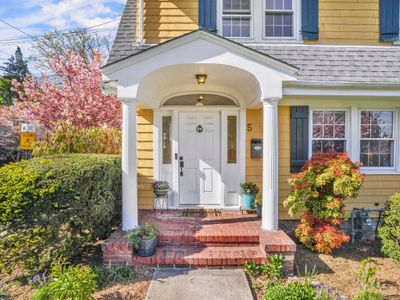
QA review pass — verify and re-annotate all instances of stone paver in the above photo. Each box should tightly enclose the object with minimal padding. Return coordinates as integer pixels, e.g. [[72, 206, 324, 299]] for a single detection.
[[145, 268, 253, 300]]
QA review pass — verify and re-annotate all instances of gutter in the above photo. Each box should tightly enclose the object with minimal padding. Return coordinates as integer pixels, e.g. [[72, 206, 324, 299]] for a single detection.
[[139, 0, 144, 44], [283, 80, 400, 89]]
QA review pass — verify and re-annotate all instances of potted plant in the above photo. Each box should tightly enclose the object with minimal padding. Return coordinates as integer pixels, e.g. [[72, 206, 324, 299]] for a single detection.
[[152, 180, 170, 197], [127, 224, 160, 257], [240, 182, 259, 209], [255, 192, 262, 218]]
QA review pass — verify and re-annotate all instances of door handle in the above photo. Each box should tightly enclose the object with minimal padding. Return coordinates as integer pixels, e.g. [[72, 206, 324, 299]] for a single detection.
[[179, 156, 184, 176]]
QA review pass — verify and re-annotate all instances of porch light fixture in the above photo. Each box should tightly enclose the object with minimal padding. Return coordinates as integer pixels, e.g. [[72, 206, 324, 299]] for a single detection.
[[196, 74, 207, 85], [196, 95, 204, 107]]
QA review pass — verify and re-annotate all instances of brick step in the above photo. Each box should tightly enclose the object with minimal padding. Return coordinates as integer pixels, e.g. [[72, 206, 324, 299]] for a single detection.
[[157, 230, 260, 247], [131, 246, 266, 267]]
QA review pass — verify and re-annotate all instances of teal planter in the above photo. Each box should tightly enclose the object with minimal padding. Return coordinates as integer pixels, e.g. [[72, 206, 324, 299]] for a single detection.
[[243, 193, 256, 209]]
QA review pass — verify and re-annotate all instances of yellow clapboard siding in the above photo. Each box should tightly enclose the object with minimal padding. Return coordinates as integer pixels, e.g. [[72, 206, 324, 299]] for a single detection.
[[305, 0, 389, 45], [246, 106, 400, 220], [137, 109, 154, 209], [140, 0, 198, 44]]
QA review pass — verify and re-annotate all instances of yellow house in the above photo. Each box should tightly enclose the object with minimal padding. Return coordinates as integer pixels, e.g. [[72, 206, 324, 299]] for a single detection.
[[102, 0, 400, 232]]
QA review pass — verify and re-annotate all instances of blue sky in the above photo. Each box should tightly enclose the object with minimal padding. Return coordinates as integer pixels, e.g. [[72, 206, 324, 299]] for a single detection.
[[0, 0, 126, 72]]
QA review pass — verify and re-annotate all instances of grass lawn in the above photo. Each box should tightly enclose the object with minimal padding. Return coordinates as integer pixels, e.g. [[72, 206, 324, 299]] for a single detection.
[[249, 241, 400, 300]]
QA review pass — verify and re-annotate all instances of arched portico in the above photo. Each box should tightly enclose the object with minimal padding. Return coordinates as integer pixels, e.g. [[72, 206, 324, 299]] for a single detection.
[[102, 30, 297, 232]]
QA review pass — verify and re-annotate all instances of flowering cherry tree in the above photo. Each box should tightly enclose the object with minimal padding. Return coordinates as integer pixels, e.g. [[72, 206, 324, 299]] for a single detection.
[[11, 51, 121, 130]]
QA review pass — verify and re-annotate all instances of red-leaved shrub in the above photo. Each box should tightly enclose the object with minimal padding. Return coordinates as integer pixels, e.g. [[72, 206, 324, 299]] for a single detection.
[[284, 152, 364, 253]]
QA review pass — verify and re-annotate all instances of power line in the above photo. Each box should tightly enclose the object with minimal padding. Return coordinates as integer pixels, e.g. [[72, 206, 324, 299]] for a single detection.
[[0, 18, 35, 39]]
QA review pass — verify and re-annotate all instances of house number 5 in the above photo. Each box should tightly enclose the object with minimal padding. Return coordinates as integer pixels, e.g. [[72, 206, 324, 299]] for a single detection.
[[247, 124, 252, 132]]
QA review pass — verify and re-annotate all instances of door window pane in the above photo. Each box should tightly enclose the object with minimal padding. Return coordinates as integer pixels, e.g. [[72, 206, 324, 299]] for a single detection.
[[162, 116, 172, 164], [360, 111, 394, 167], [227, 116, 237, 164]]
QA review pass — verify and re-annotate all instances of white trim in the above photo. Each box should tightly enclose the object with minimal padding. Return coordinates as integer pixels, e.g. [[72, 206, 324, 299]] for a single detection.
[[220, 0, 253, 39], [153, 109, 161, 180]]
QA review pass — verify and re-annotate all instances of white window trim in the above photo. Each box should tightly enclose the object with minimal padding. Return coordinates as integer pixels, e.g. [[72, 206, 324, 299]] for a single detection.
[[308, 108, 350, 157], [263, 0, 301, 41], [357, 108, 399, 173], [217, 0, 302, 42], [308, 107, 400, 175]]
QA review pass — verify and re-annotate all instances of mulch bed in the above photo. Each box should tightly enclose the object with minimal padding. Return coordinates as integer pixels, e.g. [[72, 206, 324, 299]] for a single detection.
[[249, 241, 400, 300]]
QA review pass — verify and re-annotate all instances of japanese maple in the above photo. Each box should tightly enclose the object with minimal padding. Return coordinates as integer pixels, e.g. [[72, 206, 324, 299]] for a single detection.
[[284, 152, 365, 253], [10, 51, 121, 130]]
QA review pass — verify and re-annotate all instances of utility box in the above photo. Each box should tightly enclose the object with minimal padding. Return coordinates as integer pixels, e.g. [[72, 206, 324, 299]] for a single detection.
[[251, 139, 263, 158]]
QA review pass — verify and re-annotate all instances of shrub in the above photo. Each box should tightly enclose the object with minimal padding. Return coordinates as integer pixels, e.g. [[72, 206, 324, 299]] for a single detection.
[[31, 260, 97, 300], [378, 193, 400, 264], [92, 265, 136, 288], [0, 154, 121, 273], [284, 152, 364, 253], [352, 258, 383, 300], [33, 121, 121, 157], [244, 254, 284, 278], [263, 281, 316, 300], [244, 261, 268, 277]]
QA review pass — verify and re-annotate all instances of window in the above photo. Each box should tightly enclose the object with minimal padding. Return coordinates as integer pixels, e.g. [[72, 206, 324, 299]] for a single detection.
[[227, 116, 237, 163], [162, 116, 172, 164], [265, 0, 294, 37], [222, 0, 251, 38], [360, 111, 395, 168], [311, 111, 347, 153]]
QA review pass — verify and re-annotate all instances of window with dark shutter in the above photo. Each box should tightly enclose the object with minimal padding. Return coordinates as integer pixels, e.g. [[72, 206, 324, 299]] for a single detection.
[[290, 106, 309, 173], [380, 0, 400, 41], [301, 0, 318, 40], [199, 0, 217, 32]]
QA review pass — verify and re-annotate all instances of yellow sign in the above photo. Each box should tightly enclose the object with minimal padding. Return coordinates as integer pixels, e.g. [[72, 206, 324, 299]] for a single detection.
[[20, 132, 36, 150]]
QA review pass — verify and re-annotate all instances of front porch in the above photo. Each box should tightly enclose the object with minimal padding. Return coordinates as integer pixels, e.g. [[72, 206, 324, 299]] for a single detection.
[[102, 210, 296, 273]]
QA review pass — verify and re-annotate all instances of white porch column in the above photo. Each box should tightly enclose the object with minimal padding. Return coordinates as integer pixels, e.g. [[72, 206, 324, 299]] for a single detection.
[[121, 98, 138, 231], [262, 98, 280, 231]]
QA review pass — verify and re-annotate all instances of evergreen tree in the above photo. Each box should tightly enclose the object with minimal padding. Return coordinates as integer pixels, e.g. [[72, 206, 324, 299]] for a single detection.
[[0, 46, 30, 81], [0, 77, 13, 106]]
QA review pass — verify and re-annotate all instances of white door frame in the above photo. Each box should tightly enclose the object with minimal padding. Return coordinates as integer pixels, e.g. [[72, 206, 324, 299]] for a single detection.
[[154, 106, 246, 209]]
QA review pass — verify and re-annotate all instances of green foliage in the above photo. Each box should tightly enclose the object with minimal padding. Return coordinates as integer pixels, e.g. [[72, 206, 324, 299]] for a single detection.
[[266, 254, 284, 278], [0, 77, 13, 106], [240, 182, 259, 195], [0, 154, 121, 273], [92, 266, 136, 288], [263, 281, 317, 300], [31, 259, 97, 300], [352, 259, 383, 300], [0, 47, 30, 82], [244, 254, 284, 278], [127, 224, 160, 249], [244, 261, 268, 277], [284, 153, 364, 253], [378, 193, 400, 264], [33, 122, 121, 156]]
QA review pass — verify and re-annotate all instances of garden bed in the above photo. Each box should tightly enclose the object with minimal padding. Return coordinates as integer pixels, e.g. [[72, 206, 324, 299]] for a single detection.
[[248, 241, 400, 299]]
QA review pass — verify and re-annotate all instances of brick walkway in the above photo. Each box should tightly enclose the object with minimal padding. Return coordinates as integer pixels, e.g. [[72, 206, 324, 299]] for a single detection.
[[102, 210, 296, 273]]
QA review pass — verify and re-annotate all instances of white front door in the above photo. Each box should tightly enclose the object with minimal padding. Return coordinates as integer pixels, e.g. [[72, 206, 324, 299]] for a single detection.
[[178, 112, 221, 205]]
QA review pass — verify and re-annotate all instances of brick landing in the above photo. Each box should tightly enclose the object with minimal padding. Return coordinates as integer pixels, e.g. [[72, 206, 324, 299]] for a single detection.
[[102, 210, 296, 273]]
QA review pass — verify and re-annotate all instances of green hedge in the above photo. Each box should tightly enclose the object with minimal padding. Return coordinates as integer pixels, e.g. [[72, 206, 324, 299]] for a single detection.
[[0, 154, 121, 273]]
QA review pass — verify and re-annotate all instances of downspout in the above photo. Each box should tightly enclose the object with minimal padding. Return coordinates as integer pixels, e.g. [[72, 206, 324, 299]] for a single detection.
[[139, 0, 144, 44]]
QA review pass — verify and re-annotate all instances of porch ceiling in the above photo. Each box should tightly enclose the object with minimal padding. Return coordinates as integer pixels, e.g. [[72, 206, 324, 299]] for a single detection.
[[102, 30, 298, 108]]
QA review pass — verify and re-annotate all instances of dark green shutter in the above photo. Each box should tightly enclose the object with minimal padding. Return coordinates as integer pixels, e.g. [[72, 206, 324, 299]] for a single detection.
[[302, 0, 319, 40], [199, 0, 217, 32], [380, 0, 400, 41], [290, 106, 309, 173]]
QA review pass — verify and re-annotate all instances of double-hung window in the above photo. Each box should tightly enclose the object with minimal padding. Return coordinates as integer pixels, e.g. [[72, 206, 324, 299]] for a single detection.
[[222, 0, 251, 38], [265, 0, 295, 37], [311, 110, 347, 154], [360, 110, 395, 168]]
